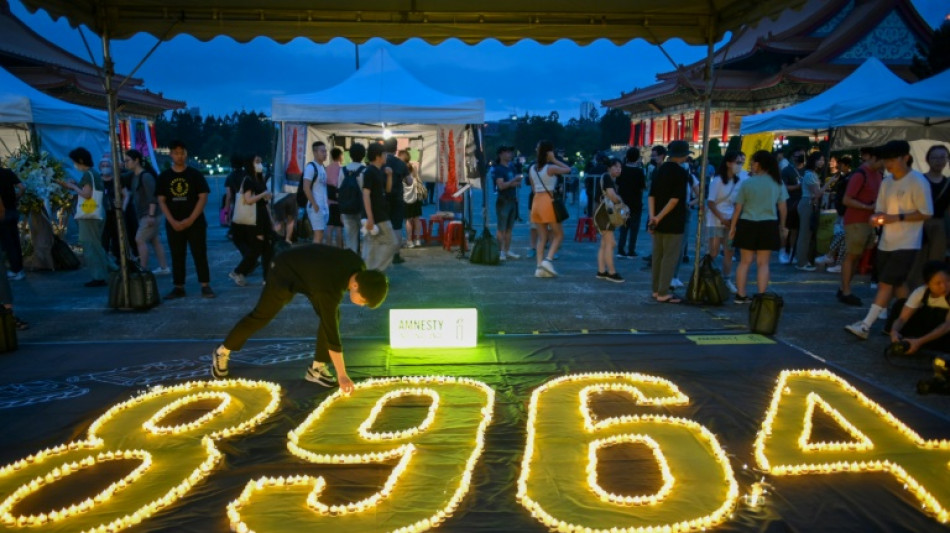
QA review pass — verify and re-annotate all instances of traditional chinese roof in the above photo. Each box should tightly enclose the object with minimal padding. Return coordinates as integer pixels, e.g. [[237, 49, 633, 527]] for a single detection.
[[603, 0, 934, 116], [0, 1, 184, 117]]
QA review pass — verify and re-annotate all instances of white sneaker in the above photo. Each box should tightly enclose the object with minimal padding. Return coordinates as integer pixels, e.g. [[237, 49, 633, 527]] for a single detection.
[[506, 250, 520, 260], [726, 280, 738, 293], [414, 239, 423, 247], [404, 241, 416, 249], [795, 264, 817, 272], [814, 255, 834, 266], [827, 265, 842, 273], [534, 268, 554, 278], [779, 250, 790, 264], [152, 266, 171, 275], [540, 259, 558, 276], [670, 278, 684, 289], [7, 271, 24, 281], [305, 362, 338, 387], [211, 347, 229, 378], [499, 251, 507, 261], [229, 271, 247, 287], [845, 321, 870, 340]]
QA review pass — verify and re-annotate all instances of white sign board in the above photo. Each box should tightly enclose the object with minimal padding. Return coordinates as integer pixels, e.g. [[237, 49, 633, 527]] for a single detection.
[[389, 308, 478, 348]]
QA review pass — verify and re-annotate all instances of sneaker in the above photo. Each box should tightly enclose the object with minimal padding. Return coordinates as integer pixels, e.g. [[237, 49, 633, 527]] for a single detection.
[[527, 249, 537, 258], [726, 280, 738, 294], [229, 271, 247, 287], [211, 347, 229, 378], [605, 272, 625, 283], [535, 268, 554, 278], [837, 291, 863, 306], [506, 250, 520, 260], [201, 286, 216, 299], [616, 252, 629, 259], [414, 239, 423, 247], [152, 267, 171, 275], [845, 321, 870, 340], [499, 251, 507, 261], [7, 271, 24, 281], [779, 250, 790, 264], [596, 271, 609, 279], [670, 278, 684, 289], [826, 265, 842, 273], [734, 295, 753, 304], [814, 255, 834, 266], [404, 241, 416, 249], [165, 287, 186, 300], [795, 264, 817, 272], [305, 363, 337, 387], [540, 259, 558, 276]]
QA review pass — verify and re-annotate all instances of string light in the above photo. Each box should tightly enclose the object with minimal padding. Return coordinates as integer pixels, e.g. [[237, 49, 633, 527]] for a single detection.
[[754, 369, 950, 524]]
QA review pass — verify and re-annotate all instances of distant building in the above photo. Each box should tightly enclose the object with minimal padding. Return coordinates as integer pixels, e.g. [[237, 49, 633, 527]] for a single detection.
[[579, 101, 596, 121], [602, 0, 933, 147]]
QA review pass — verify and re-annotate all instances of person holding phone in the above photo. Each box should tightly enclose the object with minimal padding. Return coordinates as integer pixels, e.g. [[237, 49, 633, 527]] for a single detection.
[[492, 145, 523, 261]]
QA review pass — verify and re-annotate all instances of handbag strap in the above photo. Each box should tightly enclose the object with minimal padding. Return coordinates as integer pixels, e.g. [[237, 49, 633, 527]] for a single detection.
[[535, 165, 556, 199]]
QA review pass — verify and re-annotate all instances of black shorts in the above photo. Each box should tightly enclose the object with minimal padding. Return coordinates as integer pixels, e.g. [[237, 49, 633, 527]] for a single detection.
[[785, 198, 800, 230], [733, 218, 780, 251], [405, 200, 423, 219], [876, 249, 917, 286], [328, 204, 342, 227]]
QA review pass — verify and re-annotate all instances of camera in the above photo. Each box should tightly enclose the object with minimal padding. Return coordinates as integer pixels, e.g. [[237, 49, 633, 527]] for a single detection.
[[916, 356, 950, 395], [884, 340, 911, 358]]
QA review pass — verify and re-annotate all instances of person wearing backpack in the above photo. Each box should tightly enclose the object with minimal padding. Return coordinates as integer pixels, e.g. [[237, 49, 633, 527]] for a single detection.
[[339, 143, 367, 254], [836, 148, 883, 306], [125, 149, 169, 274], [302, 141, 330, 244]]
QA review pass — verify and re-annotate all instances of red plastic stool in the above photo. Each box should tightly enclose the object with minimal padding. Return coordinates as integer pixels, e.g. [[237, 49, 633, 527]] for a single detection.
[[443, 221, 467, 251], [427, 216, 448, 245], [574, 216, 598, 242]]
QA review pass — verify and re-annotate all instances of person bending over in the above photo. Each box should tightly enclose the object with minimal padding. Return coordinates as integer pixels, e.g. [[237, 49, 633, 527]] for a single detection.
[[211, 244, 388, 394], [886, 260, 950, 356]]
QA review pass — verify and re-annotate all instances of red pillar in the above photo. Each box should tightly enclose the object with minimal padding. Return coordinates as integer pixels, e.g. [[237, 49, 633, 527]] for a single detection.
[[649, 118, 655, 145], [628, 121, 635, 146], [666, 115, 672, 142], [722, 110, 730, 142], [692, 110, 700, 143]]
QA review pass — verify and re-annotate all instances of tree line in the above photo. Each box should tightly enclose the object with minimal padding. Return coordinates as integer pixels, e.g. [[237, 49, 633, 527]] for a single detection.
[[154, 110, 277, 167]]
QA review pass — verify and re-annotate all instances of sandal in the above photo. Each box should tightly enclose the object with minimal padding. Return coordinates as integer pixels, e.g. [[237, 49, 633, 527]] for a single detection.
[[14, 316, 29, 330], [655, 295, 682, 304]]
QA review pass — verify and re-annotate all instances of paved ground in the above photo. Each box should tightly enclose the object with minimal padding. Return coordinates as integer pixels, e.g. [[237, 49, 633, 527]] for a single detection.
[[11, 179, 950, 419]]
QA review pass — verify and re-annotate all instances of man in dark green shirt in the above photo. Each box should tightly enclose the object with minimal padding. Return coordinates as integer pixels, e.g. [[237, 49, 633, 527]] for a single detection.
[[211, 244, 388, 394]]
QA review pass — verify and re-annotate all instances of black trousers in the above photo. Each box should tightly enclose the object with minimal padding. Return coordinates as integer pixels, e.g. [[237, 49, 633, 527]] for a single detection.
[[887, 299, 950, 352], [0, 216, 23, 273], [101, 207, 139, 261], [617, 206, 642, 255], [166, 219, 210, 286], [231, 224, 271, 278], [222, 261, 330, 364]]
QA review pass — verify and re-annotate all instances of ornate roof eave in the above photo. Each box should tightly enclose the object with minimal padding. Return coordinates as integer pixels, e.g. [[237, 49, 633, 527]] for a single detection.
[[613, 80, 830, 116]]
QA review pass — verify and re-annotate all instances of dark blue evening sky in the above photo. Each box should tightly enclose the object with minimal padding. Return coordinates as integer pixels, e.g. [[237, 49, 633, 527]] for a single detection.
[[9, 1, 948, 122]]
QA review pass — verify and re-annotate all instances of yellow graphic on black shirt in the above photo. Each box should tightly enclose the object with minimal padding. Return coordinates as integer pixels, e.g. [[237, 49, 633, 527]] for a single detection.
[[169, 176, 190, 198]]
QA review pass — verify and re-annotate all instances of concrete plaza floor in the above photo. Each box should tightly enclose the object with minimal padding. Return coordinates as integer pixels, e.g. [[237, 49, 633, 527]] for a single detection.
[[9, 182, 950, 419]]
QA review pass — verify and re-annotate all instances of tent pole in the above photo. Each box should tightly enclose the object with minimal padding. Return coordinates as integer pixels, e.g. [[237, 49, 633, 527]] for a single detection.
[[101, 31, 131, 308], [689, 38, 716, 301]]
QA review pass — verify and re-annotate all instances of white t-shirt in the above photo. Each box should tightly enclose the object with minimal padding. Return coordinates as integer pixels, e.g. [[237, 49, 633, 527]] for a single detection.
[[530, 164, 558, 194], [304, 161, 328, 209], [905, 285, 950, 310], [875, 170, 933, 251], [706, 177, 739, 227]]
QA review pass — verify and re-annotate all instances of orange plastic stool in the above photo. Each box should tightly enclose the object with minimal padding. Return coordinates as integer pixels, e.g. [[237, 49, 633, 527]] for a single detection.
[[443, 221, 467, 251], [574, 216, 598, 242], [427, 216, 448, 245]]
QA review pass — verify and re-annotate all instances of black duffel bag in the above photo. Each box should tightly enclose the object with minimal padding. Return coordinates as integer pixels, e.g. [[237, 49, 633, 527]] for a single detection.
[[470, 228, 500, 266], [750, 292, 784, 335], [109, 262, 161, 310], [686, 254, 730, 306]]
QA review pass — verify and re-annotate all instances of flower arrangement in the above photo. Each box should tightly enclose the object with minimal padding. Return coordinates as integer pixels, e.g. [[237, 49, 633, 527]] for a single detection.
[[4, 144, 70, 215]]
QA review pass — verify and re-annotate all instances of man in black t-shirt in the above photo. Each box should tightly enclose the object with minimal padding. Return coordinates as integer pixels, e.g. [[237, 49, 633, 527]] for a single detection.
[[615, 147, 646, 257], [212, 244, 388, 394], [363, 143, 399, 270], [382, 137, 409, 264], [0, 165, 25, 280], [156, 140, 214, 299], [647, 140, 691, 303]]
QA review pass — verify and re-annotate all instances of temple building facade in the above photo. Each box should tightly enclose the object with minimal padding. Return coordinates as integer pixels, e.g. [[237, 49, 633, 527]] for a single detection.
[[602, 0, 934, 147]]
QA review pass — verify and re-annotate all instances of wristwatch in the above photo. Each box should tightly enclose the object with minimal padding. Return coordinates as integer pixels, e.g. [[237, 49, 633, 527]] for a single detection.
[[899, 213, 906, 221]]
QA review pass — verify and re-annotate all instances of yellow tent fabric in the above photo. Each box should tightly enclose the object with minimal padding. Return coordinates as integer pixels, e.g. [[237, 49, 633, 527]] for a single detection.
[[19, 0, 804, 45]]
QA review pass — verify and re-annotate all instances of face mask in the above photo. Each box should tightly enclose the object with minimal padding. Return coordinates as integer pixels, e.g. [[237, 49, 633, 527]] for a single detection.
[[254, 162, 263, 173]]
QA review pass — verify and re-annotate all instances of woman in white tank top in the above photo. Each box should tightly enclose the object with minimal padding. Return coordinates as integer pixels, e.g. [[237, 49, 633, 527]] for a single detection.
[[529, 140, 572, 277]]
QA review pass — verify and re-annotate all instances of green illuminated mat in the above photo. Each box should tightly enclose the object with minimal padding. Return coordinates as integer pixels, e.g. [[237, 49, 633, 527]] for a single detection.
[[0, 333, 947, 532]]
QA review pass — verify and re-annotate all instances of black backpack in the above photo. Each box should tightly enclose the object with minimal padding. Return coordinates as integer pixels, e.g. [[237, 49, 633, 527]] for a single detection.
[[296, 162, 318, 208], [338, 165, 365, 215], [833, 168, 867, 217]]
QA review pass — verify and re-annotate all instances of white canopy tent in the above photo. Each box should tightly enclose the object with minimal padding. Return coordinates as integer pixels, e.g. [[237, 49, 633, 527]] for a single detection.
[[740, 58, 909, 136], [271, 49, 485, 187], [0, 64, 109, 171]]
